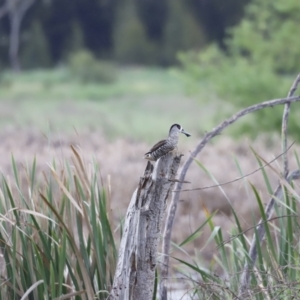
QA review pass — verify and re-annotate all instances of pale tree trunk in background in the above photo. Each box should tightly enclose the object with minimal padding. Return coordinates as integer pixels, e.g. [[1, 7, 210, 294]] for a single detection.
[[6, 0, 35, 72], [0, 2, 8, 19]]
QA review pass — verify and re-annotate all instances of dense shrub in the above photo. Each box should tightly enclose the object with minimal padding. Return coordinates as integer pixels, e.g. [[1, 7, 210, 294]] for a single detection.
[[69, 50, 117, 84], [179, 46, 289, 106]]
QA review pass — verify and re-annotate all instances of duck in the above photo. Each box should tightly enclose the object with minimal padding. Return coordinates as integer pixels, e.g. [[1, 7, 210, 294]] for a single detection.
[[144, 124, 191, 161]]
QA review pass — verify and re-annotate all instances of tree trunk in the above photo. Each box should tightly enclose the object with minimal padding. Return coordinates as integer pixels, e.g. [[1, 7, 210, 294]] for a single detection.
[[0, 3, 8, 19], [9, 12, 21, 72], [7, 0, 35, 72], [109, 152, 182, 300]]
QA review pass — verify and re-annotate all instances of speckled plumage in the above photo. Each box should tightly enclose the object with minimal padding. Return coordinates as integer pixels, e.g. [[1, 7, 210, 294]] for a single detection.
[[144, 124, 191, 161]]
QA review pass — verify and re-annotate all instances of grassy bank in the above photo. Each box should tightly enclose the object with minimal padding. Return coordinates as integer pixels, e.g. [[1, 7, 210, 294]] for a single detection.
[[0, 67, 227, 143]]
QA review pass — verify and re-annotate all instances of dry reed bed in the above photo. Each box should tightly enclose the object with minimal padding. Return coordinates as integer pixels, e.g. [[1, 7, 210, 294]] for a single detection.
[[0, 126, 298, 261]]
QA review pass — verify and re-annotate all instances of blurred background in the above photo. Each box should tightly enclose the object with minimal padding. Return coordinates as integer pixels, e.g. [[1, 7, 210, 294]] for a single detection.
[[0, 0, 299, 138], [0, 0, 300, 270]]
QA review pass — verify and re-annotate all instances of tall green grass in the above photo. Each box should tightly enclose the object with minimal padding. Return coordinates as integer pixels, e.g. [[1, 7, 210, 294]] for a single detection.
[[171, 153, 300, 299], [0, 147, 117, 299], [1, 139, 299, 299]]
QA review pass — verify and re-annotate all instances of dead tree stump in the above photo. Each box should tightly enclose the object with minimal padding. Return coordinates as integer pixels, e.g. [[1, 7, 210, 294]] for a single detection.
[[109, 152, 182, 300]]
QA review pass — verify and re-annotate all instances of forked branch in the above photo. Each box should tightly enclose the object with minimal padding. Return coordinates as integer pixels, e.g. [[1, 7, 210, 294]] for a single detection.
[[281, 73, 300, 176]]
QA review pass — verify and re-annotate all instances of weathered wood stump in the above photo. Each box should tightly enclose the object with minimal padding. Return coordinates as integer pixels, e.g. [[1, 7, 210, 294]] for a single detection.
[[109, 152, 182, 300]]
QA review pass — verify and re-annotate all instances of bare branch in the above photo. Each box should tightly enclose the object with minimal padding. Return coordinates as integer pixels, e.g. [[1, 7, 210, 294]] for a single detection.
[[175, 142, 294, 192], [159, 90, 300, 300], [287, 73, 300, 98], [281, 73, 300, 177], [220, 214, 298, 248], [238, 169, 300, 296]]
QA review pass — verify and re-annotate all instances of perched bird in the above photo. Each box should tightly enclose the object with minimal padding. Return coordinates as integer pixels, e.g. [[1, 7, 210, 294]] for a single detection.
[[144, 124, 191, 161]]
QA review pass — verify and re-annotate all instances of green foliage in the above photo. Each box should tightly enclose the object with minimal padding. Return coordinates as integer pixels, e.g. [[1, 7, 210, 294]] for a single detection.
[[179, 0, 300, 140], [69, 50, 117, 84], [0, 149, 117, 299], [21, 21, 52, 69], [229, 0, 300, 74], [113, 0, 159, 65], [161, 0, 206, 65], [179, 46, 288, 105]]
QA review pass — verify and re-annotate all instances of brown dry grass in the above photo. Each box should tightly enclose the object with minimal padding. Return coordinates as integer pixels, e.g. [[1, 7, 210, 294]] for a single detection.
[[0, 126, 299, 263]]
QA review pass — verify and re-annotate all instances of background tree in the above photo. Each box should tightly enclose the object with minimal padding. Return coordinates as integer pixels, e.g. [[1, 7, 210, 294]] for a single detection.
[[135, 0, 168, 41], [7, 0, 35, 71], [21, 20, 51, 69], [113, 0, 159, 64], [161, 0, 206, 65], [63, 20, 85, 58], [0, 2, 8, 19], [187, 0, 250, 47], [0, 0, 251, 69]]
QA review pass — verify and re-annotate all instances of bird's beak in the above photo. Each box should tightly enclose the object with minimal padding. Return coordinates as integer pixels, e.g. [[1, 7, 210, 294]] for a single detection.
[[181, 129, 191, 137]]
